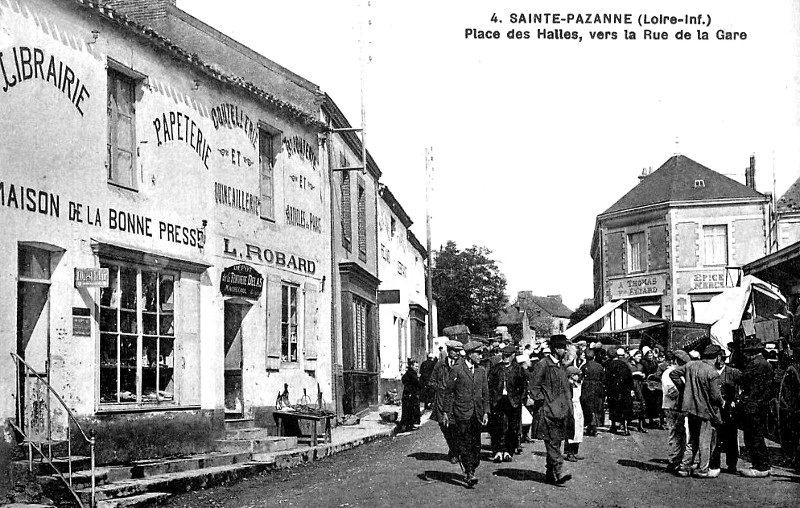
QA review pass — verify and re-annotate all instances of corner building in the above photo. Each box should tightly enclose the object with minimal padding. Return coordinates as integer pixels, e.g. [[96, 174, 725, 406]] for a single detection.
[[592, 155, 770, 323], [1, 0, 331, 441]]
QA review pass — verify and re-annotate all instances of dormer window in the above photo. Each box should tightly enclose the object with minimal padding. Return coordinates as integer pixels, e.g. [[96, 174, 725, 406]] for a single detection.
[[694, 179, 706, 188]]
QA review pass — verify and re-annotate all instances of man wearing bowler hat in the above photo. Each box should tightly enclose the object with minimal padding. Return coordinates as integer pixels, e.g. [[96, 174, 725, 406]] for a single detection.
[[443, 340, 490, 487], [430, 340, 463, 463], [530, 334, 574, 485], [488, 344, 528, 462]]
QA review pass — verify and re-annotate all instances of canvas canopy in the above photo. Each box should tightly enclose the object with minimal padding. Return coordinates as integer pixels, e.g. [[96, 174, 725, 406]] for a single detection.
[[564, 300, 626, 340], [694, 275, 785, 351]]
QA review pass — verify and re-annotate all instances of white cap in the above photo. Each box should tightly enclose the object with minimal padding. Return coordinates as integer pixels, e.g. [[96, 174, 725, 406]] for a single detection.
[[641, 346, 651, 354]]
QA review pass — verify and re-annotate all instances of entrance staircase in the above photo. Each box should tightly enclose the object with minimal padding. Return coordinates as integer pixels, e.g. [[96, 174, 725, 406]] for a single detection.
[[21, 418, 297, 507]]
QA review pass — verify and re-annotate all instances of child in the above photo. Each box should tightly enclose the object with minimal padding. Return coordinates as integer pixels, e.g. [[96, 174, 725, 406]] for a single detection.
[[565, 365, 584, 462]]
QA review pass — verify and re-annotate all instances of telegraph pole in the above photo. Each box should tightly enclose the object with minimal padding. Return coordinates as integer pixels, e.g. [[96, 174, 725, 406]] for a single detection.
[[426, 148, 434, 351]]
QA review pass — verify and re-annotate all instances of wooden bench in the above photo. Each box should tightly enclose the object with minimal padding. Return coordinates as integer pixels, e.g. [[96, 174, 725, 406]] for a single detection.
[[272, 410, 333, 447]]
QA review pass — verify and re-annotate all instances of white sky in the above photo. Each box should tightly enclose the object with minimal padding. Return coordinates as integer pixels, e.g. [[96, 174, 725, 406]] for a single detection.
[[180, 0, 800, 310]]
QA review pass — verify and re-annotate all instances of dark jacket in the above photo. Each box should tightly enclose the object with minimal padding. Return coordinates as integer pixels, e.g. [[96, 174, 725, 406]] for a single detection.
[[487, 361, 528, 408], [738, 354, 773, 415], [430, 357, 460, 423], [580, 359, 606, 405], [530, 355, 574, 441], [443, 360, 490, 422], [670, 359, 723, 424], [419, 358, 437, 385]]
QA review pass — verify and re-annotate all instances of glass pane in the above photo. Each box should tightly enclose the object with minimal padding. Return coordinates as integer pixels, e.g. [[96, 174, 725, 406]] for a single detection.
[[142, 272, 158, 312], [142, 337, 157, 402], [18, 245, 51, 279], [159, 339, 175, 401], [120, 267, 137, 310], [160, 274, 174, 312], [142, 313, 157, 335], [120, 310, 137, 334], [119, 335, 137, 401], [100, 334, 118, 403], [290, 288, 297, 325], [116, 79, 133, 115], [117, 117, 133, 150], [159, 315, 174, 336], [100, 265, 118, 307], [116, 151, 132, 186], [282, 286, 288, 322], [100, 307, 117, 332]]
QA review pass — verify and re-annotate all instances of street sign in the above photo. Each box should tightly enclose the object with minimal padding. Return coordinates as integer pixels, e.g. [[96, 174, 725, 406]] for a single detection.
[[74, 267, 109, 288]]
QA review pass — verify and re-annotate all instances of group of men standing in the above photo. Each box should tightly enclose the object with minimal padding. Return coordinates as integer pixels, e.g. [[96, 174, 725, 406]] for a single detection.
[[430, 335, 576, 487]]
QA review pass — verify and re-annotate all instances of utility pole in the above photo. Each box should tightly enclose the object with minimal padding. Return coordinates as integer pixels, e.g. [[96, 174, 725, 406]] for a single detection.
[[426, 147, 434, 351]]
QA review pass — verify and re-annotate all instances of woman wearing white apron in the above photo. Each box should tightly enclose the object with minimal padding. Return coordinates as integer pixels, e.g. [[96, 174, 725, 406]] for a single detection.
[[565, 365, 584, 461]]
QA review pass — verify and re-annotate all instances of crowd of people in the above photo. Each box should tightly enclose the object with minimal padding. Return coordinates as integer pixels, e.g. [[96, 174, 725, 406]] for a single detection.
[[396, 332, 800, 489]]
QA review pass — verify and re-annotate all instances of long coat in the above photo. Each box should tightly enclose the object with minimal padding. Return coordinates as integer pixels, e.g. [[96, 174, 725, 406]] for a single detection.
[[443, 361, 490, 422], [430, 357, 460, 423], [606, 358, 634, 421], [580, 359, 606, 426], [400, 368, 421, 427], [529, 356, 574, 442]]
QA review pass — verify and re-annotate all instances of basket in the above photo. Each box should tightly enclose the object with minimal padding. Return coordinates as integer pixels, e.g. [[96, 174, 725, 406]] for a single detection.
[[379, 411, 398, 423]]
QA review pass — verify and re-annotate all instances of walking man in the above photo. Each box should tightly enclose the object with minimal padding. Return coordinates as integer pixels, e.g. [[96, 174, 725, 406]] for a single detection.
[[710, 346, 741, 474], [670, 343, 724, 478], [488, 344, 528, 462], [430, 340, 463, 463], [530, 334, 574, 485], [442, 341, 490, 488]]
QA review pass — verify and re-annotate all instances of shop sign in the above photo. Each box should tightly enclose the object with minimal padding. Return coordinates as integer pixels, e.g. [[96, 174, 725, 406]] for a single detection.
[[222, 238, 316, 275], [690, 271, 726, 291], [74, 268, 109, 288], [610, 274, 666, 299], [72, 316, 91, 336], [220, 264, 264, 299], [378, 289, 401, 304]]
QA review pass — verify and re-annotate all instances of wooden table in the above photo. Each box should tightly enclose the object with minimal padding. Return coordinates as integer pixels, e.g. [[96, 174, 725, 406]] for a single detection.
[[273, 410, 333, 447]]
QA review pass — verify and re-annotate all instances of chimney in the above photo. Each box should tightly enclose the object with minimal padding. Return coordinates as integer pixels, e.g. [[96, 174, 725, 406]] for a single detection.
[[638, 167, 648, 181], [746, 155, 756, 190], [547, 294, 562, 303], [97, 1, 174, 24]]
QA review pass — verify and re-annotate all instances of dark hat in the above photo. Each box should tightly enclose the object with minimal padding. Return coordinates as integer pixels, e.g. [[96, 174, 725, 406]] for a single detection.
[[702, 343, 722, 359], [673, 350, 691, 365], [549, 334, 568, 348], [464, 341, 485, 353], [501, 345, 516, 355]]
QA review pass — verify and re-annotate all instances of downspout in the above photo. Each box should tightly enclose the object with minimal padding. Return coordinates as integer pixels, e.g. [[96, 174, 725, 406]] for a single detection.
[[325, 121, 340, 418]]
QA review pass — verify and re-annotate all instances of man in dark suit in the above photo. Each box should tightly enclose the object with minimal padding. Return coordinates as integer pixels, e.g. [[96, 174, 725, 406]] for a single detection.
[[580, 348, 606, 436], [443, 340, 490, 487], [530, 334, 574, 485], [488, 344, 528, 462], [430, 340, 463, 463]]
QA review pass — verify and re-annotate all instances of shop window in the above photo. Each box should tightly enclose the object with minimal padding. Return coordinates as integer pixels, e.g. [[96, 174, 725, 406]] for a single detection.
[[353, 296, 370, 371], [357, 182, 367, 262], [703, 225, 728, 266], [259, 126, 277, 221], [281, 283, 299, 362], [627, 231, 646, 273], [99, 262, 175, 405], [107, 69, 138, 189]]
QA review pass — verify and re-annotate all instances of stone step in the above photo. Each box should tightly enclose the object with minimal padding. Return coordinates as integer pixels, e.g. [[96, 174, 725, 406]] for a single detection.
[[105, 451, 254, 482], [14, 455, 92, 476], [74, 462, 272, 503], [96, 491, 172, 508], [224, 418, 254, 430], [224, 427, 273, 440], [215, 436, 297, 454]]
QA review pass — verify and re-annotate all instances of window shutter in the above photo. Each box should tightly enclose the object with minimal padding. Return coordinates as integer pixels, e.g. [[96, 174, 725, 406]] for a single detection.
[[304, 283, 319, 369], [265, 276, 282, 369], [176, 274, 201, 405], [606, 232, 625, 276]]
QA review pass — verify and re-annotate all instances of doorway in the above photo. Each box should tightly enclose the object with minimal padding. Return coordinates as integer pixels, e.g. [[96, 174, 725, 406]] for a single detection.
[[223, 301, 247, 419]]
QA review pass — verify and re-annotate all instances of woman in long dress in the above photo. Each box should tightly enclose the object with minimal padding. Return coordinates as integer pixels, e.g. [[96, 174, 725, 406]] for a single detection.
[[565, 365, 584, 461], [400, 359, 421, 432]]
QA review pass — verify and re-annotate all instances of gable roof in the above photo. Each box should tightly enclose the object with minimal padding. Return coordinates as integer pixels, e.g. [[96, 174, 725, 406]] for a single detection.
[[601, 155, 765, 216], [776, 175, 800, 214], [528, 296, 573, 319]]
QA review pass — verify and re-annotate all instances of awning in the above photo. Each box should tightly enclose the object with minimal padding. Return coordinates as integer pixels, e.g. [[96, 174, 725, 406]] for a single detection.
[[564, 300, 626, 340], [592, 321, 664, 335]]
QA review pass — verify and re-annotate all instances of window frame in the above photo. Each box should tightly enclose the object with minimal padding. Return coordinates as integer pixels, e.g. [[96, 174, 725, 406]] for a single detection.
[[98, 260, 177, 408], [280, 281, 300, 363], [106, 66, 140, 190], [357, 180, 367, 262], [627, 231, 646, 273], [702, 224, 728, 266], [258, 123, 281, 222]]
